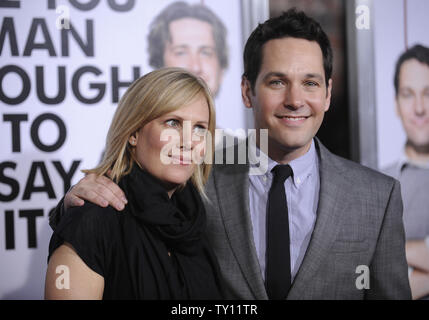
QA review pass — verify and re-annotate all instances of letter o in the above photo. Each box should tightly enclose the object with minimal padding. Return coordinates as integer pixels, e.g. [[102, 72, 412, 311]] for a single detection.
[[0, 65, 31, 105], [31, 113, 67, 152], [68, 0, 100, 11], [107, 0, 135, 12]]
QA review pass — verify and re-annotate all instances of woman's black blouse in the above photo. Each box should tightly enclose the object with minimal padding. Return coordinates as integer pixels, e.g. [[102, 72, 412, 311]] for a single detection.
[[48, 165, 224, 299]]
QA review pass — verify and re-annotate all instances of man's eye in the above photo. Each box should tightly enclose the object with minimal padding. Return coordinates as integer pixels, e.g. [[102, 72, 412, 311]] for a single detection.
[[305, 81, 319, 87], [200, 48, 215, 57], [269, 80, 284, 87], [173, 50, 187, 56], [400, 90, 413, 98]]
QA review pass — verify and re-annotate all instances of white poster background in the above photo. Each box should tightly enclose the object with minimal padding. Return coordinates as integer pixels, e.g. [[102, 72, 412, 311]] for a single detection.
[[0, 0, 244, 299], [373, 0, 429, 169]]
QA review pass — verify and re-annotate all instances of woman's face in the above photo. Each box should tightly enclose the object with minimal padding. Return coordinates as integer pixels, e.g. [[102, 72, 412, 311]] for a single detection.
[[130, 94, 210, 194]]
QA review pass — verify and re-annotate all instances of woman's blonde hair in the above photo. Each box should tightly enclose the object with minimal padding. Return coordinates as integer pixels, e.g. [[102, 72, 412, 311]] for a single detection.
[[83, 67, 216, 195]]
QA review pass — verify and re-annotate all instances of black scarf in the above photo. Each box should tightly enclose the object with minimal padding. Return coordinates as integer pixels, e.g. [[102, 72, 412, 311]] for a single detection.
[[118, 165, 224, 299]]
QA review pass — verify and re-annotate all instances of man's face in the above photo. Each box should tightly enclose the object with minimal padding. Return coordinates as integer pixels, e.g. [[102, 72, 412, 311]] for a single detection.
[[163, 18, 224, 96], [396, 59, 429, 152], [242, 37, 332, 161]]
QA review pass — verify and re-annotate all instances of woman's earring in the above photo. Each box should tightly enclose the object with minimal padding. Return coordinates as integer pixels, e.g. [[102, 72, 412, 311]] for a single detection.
[[129, 138, 136, 146]]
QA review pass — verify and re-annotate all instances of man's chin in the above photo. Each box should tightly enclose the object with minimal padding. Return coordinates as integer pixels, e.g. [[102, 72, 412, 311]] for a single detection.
[[407, 140, 429, 154], [268, 136, 312, 155]]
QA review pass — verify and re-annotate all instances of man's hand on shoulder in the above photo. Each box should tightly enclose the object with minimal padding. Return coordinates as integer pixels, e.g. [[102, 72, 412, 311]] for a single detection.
[[65, 174, 127, 211]]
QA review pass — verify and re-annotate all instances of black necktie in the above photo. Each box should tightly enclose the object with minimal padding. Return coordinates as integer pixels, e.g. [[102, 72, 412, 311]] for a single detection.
[[266, 164, 293, 300]]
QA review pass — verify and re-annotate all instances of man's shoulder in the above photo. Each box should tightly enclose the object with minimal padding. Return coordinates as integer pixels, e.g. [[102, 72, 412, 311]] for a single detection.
[[212, 138, 249, 169], [381, 161, 401, 178], [318, 142, 397, 187]]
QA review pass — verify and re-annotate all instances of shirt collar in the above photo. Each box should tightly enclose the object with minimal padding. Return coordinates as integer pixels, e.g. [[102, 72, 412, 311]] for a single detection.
[[249, 138, 318, 188], [396, 149, 429, 171]]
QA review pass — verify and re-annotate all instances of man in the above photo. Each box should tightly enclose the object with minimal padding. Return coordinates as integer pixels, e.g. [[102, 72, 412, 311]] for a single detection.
[[383, 44, 429, 299], [147, 1, 228, 96], [50, 9, 411, 299]]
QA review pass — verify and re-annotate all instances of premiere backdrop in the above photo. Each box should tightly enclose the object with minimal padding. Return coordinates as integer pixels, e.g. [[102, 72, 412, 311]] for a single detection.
[[0, 0, 245, 299], [373, 0, 429, 169]]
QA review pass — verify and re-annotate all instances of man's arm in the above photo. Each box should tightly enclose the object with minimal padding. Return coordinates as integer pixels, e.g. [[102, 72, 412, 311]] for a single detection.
[[48, 174, 127, 231], [406, 238, 429, 299], [409, 269, 429, 300], [406, 239, 429, 272], [365, 181, 412, 299]]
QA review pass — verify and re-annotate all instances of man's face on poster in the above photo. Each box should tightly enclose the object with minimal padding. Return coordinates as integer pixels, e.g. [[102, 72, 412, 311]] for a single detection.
[[163, 18, 224, 96], [396, 59, 429, 151]]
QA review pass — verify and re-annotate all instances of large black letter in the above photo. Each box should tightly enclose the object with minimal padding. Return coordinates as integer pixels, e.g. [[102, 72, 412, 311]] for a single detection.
[[68, 0, 99, 11], [19, 209, 43, 248], [52, 160, 81, 195], [4, 210, 15, 250], [0, 161, 19, 202], [107, 0, 135, 12], [0, 0, 20, 8], [61, 20, 94, 57], [0, 65, 31, 105], [47, 0, 55, 9], [36, 66, 66, 104], [3, 114, 28, 152], [30, 113, 67, 152], [23, 162, 56, 200], [23, 18, 56, 56], [0, 17, 19, 55], [111, 66, 140, 103], [72, 66, 105, 104]]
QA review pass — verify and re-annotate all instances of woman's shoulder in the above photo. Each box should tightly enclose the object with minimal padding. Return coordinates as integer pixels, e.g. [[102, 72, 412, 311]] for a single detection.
[[54, 202, 121, 247], [65, 202, 119, 225], [49, 203, 122, 277]]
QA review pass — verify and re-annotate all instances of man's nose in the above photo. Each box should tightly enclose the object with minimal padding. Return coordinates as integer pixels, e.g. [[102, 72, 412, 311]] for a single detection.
[[284, 83, 304, 109], [414, 95, 426, 116], [189, 54, 202, 76]]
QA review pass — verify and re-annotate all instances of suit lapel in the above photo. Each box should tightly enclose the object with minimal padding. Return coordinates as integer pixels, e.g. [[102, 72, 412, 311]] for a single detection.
[[213, 159, 268, 299], [288, 141, 352, 299]]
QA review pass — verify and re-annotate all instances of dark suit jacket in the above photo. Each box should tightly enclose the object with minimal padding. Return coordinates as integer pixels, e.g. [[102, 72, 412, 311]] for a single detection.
[[203, 139, 411, 299], [49, 139, 411, 299]]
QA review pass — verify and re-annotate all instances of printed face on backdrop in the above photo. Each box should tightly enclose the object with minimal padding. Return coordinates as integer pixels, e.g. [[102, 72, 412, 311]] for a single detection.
[[242, 37, 332, 161], [163, 18, 224, 96], [396, 59, 429, 152], [129, 94, 209, 193]]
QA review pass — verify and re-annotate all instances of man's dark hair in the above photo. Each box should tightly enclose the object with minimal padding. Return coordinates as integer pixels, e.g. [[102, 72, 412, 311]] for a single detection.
[[243, 8, 333, 92], [394, 44, 429, 96], [148, 1, 228, 70]]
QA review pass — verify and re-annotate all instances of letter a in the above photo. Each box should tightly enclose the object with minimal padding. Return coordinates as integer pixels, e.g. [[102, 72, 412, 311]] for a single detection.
[[56, 5, 70, 30], [55, 265, 70, 290], [355, 265, 370, 290], [355, 5, 370, 30]]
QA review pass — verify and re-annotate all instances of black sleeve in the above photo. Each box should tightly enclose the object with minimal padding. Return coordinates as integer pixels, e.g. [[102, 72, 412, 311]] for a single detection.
[[49, 197, 65, 231], [48, 202, 118, 277]]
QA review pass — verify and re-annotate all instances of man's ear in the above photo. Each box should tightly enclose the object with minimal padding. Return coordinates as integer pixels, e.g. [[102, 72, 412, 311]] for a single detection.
[[241, 76, 253, 109], [324, 78, 333, 112], [395, 97, 401, 117]]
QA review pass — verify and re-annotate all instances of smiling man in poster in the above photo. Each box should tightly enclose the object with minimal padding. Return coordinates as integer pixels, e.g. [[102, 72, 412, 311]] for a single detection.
[[383, 44, 429, 300]]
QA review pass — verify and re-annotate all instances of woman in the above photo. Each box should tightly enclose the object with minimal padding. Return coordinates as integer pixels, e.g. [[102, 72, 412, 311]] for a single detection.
[[44, 68, 223, 299]]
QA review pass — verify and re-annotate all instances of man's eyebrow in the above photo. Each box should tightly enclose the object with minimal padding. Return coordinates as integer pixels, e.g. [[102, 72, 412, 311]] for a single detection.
[[305, 73, 324, 81], [262, 72, 325, 81], [199, 45, 216, 49], [169, 44, 190, 49], [261, 72, 286, 81]]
